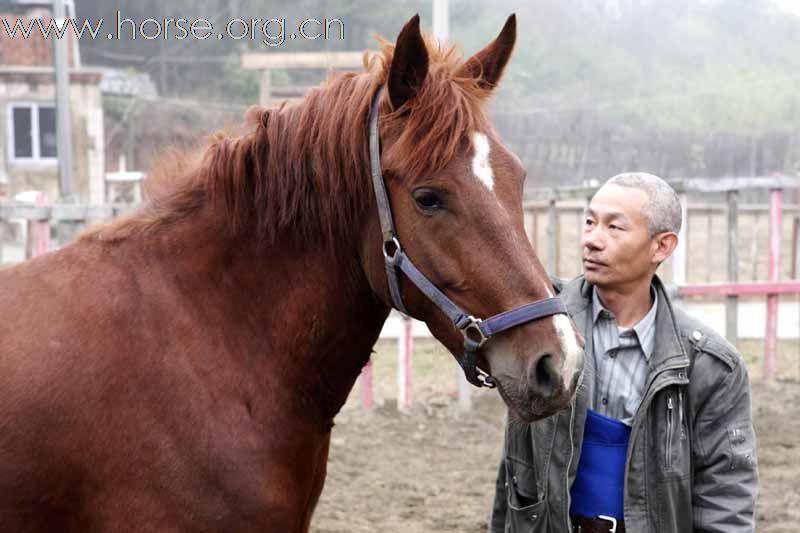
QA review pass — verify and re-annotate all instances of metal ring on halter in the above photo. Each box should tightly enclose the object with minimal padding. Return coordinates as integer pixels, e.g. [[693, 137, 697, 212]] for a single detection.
[[476, 367, 496, 388], [382, 237, 402, 263], [460, 316, 488, 348]]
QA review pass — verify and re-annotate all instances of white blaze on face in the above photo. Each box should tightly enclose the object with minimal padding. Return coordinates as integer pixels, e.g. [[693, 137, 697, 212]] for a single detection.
[[552, 313, 583, 379], [471, 132, 494, 191]]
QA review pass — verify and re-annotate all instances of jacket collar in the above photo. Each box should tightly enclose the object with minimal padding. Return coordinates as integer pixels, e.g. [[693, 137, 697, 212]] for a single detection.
[[559, 274, 689, 371]]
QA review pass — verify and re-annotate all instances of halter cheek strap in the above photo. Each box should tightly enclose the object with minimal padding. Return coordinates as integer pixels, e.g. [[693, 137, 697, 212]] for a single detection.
[[367, 86, 568, 388]]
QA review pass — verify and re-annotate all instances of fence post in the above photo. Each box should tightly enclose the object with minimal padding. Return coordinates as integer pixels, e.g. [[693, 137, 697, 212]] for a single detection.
[[792, 215, 799, 279], [456, 362, 472, 412], [524, 208, 536, 250], [547, 196, 558, 276], [672, 193, 688, 286], [581, 195, 591, 273], [361, 359, 374, 410], [25, 191, 50, 259], [726, 190, 739, 345], [764, 188, 783, 381], [397, 315, 413, 412]]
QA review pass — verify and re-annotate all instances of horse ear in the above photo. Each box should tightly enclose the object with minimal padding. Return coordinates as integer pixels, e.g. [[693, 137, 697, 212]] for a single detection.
[[456, 14, 516, 91], [388, 14, 429, 111]]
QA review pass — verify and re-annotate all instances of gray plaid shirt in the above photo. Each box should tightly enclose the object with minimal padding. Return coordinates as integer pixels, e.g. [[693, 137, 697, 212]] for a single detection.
[[590, 286, 658, 426]]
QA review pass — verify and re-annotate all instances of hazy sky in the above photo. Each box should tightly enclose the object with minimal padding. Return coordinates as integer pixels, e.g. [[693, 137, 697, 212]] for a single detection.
[[774, 0, 800, 15]]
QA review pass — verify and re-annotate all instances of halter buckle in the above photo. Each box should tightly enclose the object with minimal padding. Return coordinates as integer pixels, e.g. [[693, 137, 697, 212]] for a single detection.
[[460, 316, 488, 348]]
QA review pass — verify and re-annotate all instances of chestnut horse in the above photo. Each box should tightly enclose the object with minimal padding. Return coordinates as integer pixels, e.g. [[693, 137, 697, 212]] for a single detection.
[[0, 14, 582, 533]]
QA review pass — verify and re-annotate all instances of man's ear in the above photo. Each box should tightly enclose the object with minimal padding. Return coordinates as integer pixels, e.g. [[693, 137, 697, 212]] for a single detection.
[[652, 232, 679, 265]]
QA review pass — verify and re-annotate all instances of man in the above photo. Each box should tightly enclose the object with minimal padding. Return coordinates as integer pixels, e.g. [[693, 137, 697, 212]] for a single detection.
[[489, 173, 758, 533]]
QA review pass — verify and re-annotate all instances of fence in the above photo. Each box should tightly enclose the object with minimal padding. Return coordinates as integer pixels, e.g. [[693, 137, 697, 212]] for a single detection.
[[0, 197, 136, 264], [3, 176, 799, 411], [524, 176, 800, 381], [366, 176, 800, 410]]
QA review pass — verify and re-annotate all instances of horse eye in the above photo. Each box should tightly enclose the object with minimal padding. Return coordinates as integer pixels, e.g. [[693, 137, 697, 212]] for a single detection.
[[414, 191, 443, 211]]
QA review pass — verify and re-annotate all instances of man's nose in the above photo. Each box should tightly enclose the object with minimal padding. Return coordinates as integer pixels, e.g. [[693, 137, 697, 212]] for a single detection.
[[581, 227, 604, 250]]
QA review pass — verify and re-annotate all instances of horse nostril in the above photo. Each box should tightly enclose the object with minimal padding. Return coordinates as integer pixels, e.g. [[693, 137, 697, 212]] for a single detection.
[[532, 354, 556, 398]]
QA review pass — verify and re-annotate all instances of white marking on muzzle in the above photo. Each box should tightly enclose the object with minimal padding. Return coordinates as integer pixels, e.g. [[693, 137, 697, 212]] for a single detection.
[[471, 132, 494, 191], [552, 313, 583, 379]]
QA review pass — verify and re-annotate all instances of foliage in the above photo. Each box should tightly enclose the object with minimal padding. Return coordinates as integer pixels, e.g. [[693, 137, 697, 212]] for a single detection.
[[73, 0, 800, 167]]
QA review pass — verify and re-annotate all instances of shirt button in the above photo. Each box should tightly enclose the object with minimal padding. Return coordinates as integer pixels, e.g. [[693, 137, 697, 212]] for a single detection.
[[601, 397, 608, 405], [609, 350, 617, 359]]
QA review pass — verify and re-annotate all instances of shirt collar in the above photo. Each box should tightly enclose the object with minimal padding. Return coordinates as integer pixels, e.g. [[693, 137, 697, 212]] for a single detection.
[[591, 287, 610, 325], [591, 285, 659, 360]]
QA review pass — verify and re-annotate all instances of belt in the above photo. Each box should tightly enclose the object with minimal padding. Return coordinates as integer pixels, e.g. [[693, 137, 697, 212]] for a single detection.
[[571, 514, 625, 533]]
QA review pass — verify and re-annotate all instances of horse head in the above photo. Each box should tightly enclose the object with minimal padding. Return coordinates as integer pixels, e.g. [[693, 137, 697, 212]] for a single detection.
[[362, 14, 583, 422]]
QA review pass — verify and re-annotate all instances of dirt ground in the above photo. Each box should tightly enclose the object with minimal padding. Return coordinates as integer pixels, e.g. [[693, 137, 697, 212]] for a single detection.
[[310, 341, 800, 533]]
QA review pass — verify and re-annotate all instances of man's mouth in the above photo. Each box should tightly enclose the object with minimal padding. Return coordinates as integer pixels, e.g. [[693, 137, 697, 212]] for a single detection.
[[583, 257, 607, 268]]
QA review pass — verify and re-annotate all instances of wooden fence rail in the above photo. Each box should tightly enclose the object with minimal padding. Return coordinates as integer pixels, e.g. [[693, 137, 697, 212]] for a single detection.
[[526, 176, 800, 381], [2, 175, 798, 409], [0, 202, 133, 222]]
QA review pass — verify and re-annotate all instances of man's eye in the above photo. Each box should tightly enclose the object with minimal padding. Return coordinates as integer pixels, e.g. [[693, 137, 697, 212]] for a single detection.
[[585, 219, 595, 226]]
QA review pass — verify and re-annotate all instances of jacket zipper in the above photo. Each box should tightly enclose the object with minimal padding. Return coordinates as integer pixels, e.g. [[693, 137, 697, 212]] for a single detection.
[[623, 363, 689, 505], [666, 395, 674, 468], [564, 396, 577, 531], [678, 389, 686, 440]]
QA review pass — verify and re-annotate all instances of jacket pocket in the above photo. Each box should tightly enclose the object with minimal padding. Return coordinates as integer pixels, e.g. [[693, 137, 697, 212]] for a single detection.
[[727, 424, 756, 469], [665, 394, 674, 468], [657, 388, 691, 481], [505, 457, 547, 532], [655, 475, 693, 532]]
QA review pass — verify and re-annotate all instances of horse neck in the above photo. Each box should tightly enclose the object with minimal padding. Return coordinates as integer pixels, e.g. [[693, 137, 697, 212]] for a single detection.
[[250, 238, 391, 423], [139, 210, 391, 426]]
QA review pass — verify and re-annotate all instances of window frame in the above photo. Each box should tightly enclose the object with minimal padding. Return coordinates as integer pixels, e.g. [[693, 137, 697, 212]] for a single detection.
[[7, 102, 58, 166]]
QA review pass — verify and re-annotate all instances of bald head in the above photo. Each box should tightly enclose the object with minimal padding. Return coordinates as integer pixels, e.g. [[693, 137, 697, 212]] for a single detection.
[[602, 172, 682, 236]]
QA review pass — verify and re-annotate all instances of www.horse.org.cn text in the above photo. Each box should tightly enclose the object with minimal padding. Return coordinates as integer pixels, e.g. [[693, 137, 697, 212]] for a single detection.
[[0, 12, 345, 47]]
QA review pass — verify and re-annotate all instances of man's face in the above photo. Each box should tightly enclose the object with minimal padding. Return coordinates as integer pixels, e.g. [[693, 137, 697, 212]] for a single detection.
[[581, 184, 657, 288]]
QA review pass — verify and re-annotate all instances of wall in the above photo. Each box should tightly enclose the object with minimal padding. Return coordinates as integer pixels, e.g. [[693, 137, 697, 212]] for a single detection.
[[0, 70, 104, 203]]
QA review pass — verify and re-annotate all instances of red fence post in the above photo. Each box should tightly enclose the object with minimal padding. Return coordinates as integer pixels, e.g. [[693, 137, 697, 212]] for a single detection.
[[792, 215, 799, 279], [25, 191, 50, 259], [397, 316, 413, 412], [764, 188, 783, 381], [726, 190, 739, 344], [361, 359, 373, 410]]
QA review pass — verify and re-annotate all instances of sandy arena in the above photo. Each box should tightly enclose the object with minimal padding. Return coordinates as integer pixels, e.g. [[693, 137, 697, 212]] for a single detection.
[[311, 341, 800, 533]]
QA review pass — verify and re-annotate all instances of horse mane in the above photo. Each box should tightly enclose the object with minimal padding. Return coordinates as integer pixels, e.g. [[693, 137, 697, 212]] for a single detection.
[[86, 34, 493, 250]]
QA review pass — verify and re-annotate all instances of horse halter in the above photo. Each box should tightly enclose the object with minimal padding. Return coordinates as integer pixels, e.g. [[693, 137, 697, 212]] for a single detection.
[[368, 86, 568, 388]]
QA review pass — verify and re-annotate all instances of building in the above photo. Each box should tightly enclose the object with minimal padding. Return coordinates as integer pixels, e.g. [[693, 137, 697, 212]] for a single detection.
[[0, 0, 105, 203]]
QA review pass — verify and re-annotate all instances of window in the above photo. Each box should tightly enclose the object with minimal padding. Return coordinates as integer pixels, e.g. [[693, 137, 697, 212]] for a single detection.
[[7, 103, 58, 163]]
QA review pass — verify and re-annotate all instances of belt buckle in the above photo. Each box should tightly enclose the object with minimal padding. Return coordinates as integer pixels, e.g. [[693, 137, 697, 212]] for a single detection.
[[597, 515, 617, 533]]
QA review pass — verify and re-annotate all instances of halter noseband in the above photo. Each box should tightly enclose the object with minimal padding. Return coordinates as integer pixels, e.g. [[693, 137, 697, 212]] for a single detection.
[[368, 86, 568, 388]]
